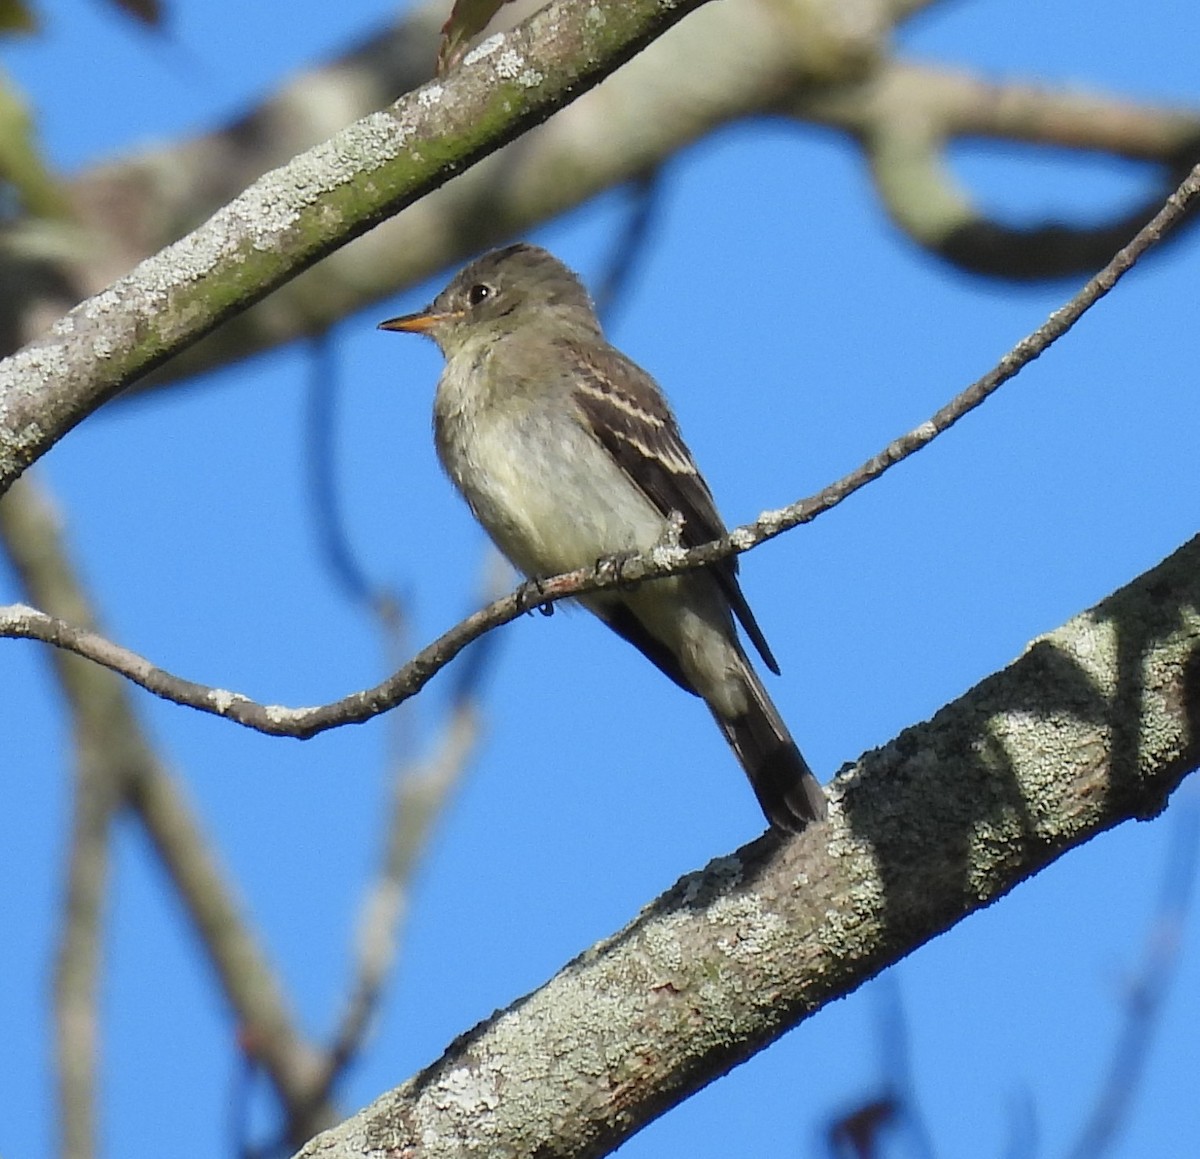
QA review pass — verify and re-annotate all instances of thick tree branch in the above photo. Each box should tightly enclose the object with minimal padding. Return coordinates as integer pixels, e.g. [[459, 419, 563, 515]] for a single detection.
[[4, 160, 1197, 735], [6, 1, 1196, 397], [0, 0, 712, 496], [291, 534, 1200, 1159]]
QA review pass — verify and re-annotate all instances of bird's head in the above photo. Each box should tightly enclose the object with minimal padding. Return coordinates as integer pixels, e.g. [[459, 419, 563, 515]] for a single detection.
[[378, 243, 601, 358]]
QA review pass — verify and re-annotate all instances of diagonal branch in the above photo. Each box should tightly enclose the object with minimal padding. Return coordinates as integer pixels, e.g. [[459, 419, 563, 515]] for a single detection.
[[292, 532, 1200, 1159], [24, 0, 1192, 396], [4, 160, 1198, 736], [0, 0, 712, 497]]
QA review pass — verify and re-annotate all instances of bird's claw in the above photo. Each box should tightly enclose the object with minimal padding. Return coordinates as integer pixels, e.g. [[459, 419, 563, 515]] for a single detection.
[[517, 576, 555, 617], [594, 551, 641, 593]]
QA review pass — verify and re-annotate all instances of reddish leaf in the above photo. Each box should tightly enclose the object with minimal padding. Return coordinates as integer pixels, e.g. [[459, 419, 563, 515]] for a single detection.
[[437, 0, 517, 76], [105, 0, 162, 27]]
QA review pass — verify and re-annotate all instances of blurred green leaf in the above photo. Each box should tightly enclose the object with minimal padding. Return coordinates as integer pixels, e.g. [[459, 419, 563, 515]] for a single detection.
[[0, 70, 71, 218], [0, 0, 38, 36]]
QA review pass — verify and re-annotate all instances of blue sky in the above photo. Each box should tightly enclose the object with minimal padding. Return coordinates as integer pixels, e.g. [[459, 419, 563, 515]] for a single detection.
[[3, 2, 1199, 1157]]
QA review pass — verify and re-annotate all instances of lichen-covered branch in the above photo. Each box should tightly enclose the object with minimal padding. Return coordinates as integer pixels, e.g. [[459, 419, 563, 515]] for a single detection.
[[294, 534, 1200, 1159], [7, 1, 1197, 399], [0, 0, 712, 496]]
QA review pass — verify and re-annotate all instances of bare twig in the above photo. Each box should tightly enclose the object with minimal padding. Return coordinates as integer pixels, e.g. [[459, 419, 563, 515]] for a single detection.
[[305, 331, 378, 609], [592, 168, 663, 327], [319, 700, 483, 1092], [53, 764, 116, 1159], [5, 161, 1199, 736]]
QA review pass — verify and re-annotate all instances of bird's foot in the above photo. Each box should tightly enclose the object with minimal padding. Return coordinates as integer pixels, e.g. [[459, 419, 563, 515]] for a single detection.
[[593, 550, 642, 593], [516, 576, 555, 617]]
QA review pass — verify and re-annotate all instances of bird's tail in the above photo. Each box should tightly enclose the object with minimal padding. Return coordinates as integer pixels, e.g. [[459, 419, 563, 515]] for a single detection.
[[710, 659, 827, 834]]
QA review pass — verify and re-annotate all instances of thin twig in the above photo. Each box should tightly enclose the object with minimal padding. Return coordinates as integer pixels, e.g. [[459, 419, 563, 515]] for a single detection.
[[54, 747, 121, 1159], [4, 163, 1199, 738], [305, 331, 377, 608], [313, 556, 506, 1100], [318, 700, 483, 1095]]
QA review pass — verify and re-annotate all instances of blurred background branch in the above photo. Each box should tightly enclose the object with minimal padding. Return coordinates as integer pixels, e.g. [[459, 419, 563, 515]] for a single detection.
[[3, 0, 1196, 394], [3, 3, 1199, 1158]]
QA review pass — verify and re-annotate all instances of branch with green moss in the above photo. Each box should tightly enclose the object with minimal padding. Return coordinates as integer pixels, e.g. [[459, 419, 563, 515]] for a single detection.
[[5, 1, 1198, 406], [0, 0, 711, 496]]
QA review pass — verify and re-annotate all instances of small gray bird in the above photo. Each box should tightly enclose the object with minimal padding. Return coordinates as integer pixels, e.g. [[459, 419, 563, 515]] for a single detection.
[[379, 243, 826, 832]]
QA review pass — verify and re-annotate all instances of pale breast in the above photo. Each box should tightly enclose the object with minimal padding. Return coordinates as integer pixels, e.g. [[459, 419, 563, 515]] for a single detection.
[[436, 380, 667, 579]]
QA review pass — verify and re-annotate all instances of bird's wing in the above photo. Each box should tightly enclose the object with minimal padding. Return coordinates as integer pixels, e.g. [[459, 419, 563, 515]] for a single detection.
[[563, 338, 781, 675]]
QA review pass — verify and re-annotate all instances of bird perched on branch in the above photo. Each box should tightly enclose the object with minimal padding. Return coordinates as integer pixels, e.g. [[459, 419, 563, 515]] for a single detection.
[[379, 243, 826, 832]]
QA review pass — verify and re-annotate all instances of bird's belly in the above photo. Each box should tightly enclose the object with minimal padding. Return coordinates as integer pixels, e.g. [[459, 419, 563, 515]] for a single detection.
[[444, 410, 666, 578]]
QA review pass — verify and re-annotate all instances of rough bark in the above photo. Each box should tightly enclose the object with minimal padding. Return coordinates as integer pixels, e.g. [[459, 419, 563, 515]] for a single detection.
[[0, 0, 713, 496], [294, 536, 1200, 1159]]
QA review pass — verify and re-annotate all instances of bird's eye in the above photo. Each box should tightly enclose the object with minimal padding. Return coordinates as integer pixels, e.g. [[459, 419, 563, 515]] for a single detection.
[[467, 284, 491, 306]]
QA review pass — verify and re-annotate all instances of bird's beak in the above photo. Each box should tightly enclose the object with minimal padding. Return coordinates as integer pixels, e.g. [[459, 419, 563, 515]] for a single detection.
[[377, 308, 461, 334]]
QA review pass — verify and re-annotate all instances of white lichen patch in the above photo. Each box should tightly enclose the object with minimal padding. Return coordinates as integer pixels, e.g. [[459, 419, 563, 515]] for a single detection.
[[640, 921, 684, 973], [417, 83, 444, 108], [270, 116, 396, 212], [964, 810, 1024, 900], [821, 807, 874, 861], [463, 33, 504, 66], [136, 220, 235, 290], [263, 703, 300, 727], [708, 892, 786, 962], [208, 689, 246, 715], [344, 109, 410, 156], [0, 338, 69, 400], [79, 281, 143, 322], [1036, 611, 1117, 676], [984, 707, 1102, 826], [648, 543, 686, 571], [494, 49, 525, 80], [432, 1065, 500, 1114], [208, 691, 258, 715]]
